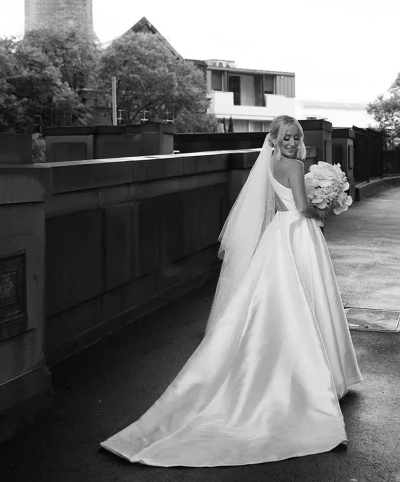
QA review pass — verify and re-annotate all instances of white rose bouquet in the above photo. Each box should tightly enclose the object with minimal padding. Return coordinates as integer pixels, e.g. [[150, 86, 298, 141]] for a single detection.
[[305, 162, 353, 219]]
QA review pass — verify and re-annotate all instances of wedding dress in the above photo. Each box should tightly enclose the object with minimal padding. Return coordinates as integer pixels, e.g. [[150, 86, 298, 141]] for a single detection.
[[101, 139, 362, 467]]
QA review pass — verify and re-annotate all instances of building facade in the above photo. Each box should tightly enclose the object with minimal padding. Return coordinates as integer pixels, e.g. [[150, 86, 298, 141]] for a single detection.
[[202, 59, 296, 132], [25, 0, 94, 38]]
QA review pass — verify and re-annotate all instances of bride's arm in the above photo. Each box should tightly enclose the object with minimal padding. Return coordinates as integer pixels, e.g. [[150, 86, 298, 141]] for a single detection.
[[287, 160, 324, 221]]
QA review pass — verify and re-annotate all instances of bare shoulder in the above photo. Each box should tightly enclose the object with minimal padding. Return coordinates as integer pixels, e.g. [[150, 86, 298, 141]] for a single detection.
[[287, 157, 304, 168], [285, 158, 304, 175]]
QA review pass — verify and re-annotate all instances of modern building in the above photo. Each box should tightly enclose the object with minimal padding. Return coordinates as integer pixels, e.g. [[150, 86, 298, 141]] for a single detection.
[[200, 59, 296, 132], [115, 18, 296, 132], [25, 0, 94, 38]]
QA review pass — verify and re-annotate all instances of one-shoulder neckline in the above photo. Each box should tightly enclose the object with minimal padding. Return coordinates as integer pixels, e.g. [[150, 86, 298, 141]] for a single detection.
[[271, 176, 291, 191]]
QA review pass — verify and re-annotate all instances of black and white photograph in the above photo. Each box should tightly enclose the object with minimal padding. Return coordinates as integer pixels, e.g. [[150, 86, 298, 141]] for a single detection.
[[0, 1, 400, 481]]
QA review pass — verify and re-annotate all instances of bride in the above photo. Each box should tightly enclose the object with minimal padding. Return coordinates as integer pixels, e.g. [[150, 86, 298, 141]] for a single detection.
[[100, 115, 362, 467]]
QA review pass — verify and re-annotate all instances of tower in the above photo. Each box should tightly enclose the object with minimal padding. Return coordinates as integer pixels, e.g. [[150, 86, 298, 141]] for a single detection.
[[25, 0, 94, 38]]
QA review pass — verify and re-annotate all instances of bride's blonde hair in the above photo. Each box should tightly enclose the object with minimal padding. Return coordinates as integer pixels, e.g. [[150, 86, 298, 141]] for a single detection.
[[267, 115, 306, 161]]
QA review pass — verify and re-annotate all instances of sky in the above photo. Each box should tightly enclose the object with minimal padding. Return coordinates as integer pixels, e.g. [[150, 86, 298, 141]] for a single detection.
[[1, 0, 399, 104]]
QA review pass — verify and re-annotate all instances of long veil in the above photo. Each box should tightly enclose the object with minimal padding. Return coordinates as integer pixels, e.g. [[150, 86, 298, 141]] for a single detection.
[[204, 134, 275, 335]]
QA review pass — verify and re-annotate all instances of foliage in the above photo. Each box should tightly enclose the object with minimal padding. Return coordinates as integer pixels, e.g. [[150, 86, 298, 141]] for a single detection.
[[367, 73, 400, 148], [174, 108, 221, 134], [23, 29, 101, 93], [97, 32, 217, 130], [1, 29, 219, 135], [32, 133, 46, 163], [0, 31, 96, 134], [0, 38, 26, 131]]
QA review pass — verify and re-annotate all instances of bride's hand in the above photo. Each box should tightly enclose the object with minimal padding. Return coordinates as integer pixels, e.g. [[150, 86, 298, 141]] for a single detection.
[[316, 208, 326, 227], [326, 203, 335, 217]]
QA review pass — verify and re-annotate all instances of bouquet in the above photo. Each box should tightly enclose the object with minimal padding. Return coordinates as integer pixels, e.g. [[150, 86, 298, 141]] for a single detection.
[[305, 161, 353, 218]]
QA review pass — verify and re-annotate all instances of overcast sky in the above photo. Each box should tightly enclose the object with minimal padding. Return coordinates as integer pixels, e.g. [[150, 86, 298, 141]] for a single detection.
[[1, 0, 399, 104]]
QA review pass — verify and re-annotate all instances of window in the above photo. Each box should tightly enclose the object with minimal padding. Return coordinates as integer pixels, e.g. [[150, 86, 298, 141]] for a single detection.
[[211, 71, 223, 91], [228, 76, 241, 105], [254, 75, 265, 106], [264, 75, 275, 95]]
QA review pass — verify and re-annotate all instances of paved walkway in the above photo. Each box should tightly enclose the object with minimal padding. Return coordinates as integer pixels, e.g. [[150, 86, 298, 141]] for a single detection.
[[2, 187, 400, 482]]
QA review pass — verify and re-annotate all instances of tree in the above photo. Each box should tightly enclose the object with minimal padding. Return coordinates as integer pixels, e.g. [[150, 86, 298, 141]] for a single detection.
[[174, 108, 220, 134], [97, 31, 219, 131], [0, 38, 26, 131], [0, 32, 94, 133], [367, 73, 400, 148], [23, 29, 101, 95]]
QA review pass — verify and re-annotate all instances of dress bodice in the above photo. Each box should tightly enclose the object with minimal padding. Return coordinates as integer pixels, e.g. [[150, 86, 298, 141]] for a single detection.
[[270, 177, 297, 211]]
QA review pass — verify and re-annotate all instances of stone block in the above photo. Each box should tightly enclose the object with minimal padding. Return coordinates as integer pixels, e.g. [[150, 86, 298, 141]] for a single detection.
[[46, 210, 103, 316], [230, 170, 250, 207], [0, 330, 41, 385], [51, 159, 134, 194], [0, 166, 51, 205], [196, 185, 226, 251], [229, 150, 259, 169], [140, 122, 176, 156], [95, 133, 141, 159], [45, 190, 100, 219], [51, 142, 87, 162], [158, 245, 219, 291], [45, 135, 93, 162], [0, 203, 45, 240], [135, 199, 161, 277], [104, 203, 136, 291], [158, 251, 205, 290], [102, 272, 158, 324], [182, 153, 229, 175], [182, 189, 200, 257], [132, 156, 184, 182], [0, 133, 32, 164], [45, 297, 102, 353], [160, 193, 186, 264]]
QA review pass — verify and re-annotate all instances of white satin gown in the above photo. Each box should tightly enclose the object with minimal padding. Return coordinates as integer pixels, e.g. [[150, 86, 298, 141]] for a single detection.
[[100, 176, 362, 467]]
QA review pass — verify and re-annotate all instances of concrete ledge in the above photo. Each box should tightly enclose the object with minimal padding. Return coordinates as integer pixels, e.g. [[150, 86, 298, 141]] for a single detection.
[[355, 175, 400, 201]]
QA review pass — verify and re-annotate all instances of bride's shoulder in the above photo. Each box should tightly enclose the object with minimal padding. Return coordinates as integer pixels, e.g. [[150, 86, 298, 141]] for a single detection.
[[280, 156, 304, 170]]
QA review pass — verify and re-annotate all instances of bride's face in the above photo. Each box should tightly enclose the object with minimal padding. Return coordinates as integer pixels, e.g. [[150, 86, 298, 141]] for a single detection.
[[279, 124, 300, 158]]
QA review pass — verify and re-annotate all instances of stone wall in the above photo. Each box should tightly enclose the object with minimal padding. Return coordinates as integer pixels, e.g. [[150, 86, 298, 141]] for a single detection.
[[0, 166, 53, 444], [42, 151, 236, 365]]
